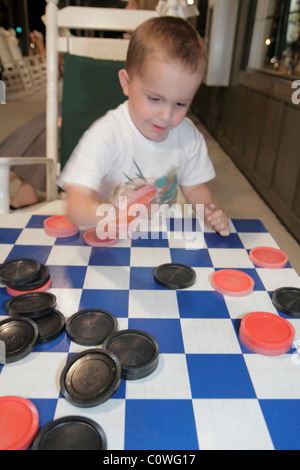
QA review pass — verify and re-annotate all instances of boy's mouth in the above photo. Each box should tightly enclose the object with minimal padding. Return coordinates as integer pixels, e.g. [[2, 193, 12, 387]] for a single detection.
[[151, 123, 166, 134]]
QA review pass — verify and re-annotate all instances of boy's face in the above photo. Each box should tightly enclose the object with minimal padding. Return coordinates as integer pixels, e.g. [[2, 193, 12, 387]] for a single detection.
[[119, 58, 202, 142]]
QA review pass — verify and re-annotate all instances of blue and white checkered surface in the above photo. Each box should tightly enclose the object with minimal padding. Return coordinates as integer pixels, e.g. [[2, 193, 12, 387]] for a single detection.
[[1, 213, 300, 450]]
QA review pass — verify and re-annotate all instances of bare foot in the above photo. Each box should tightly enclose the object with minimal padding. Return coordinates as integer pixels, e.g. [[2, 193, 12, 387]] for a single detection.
[[10, 181, 39, 208]]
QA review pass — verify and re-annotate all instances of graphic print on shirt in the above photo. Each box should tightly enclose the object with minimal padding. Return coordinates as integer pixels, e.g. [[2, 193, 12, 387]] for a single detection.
[[110, 159, 178, 209]]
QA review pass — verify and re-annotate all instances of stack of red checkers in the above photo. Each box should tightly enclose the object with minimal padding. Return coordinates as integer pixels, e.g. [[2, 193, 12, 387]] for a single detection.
[[44, 215, 79, 238], [239, 312, 295, 356], [0, 396, 39, 450], [249, 246, 288, 269]]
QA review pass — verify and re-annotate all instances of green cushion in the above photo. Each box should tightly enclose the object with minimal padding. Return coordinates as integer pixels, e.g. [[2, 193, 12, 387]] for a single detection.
[[60, 53, 125, 170]]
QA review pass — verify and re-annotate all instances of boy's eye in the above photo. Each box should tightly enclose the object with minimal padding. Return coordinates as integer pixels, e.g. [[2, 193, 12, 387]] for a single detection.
[[148, 96, 161, 102], [177, 102, 188, 108]]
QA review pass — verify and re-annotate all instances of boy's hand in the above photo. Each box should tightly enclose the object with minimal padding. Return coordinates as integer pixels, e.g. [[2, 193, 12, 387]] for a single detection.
[[205, 203, 230, 237]]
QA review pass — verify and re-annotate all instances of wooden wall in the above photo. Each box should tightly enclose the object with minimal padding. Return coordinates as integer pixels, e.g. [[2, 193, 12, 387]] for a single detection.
[[193, 0, 300, 242]]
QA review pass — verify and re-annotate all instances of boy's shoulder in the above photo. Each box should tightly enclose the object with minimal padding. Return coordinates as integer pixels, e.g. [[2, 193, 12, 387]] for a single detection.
[[90, 101, 128, 131], [177, 115, 204, 140]]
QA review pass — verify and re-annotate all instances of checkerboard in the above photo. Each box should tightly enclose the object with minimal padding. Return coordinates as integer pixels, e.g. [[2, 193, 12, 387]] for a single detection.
[[1, 213, 300, 451]]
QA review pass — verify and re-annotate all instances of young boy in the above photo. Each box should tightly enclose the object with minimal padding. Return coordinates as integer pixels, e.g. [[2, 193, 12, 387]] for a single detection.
[[58, 16, 229, 237]]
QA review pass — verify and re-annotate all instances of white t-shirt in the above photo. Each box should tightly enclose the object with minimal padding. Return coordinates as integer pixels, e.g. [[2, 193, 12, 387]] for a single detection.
[[58, 101, 215, 206]]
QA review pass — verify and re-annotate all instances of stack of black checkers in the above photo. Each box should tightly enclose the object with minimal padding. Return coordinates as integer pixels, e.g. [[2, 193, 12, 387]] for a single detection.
[[61, 309, 160, 408], [0, 258, 51, 295], [0, 291, 65, 364]]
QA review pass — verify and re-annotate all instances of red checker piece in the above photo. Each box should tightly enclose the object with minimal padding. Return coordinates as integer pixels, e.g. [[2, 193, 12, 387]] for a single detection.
[[83, 228, 119, 247], [0, 396, 39, 450], [210, 269, 254, 297], [249, 246, 288, 269], [6, 278, 51, 296], [239, 312, 295, 356]]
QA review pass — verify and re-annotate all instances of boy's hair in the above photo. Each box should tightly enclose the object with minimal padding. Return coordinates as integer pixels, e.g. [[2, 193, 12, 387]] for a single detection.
[[126, 16, 206, 77]]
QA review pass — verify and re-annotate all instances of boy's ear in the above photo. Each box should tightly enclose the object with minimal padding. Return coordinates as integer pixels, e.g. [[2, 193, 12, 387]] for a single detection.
[[118, 69, 130, 96]]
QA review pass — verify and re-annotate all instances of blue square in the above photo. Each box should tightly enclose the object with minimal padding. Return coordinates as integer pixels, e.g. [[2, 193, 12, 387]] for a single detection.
[[131, 233, 169, 247], [113, 379, 126, 399], [0, 228, 22, 244], [177, 291, 230, 318], [259, 400, 300, 450], [89, 247, 130, 266], [166, 217, 201, 232], [205, 232, 244, 249], [49, 265, 87, 288], [130, 267, 161, 290], [232, 219, 267, 233], [54, 232, 84, 246], [170, 248, 213, 267], [245, 269, 265, 291], [0, 287, 11, 313], [34, 331, 70, 353], [26, 215, 49, 228], [125, 400, 199, 450], [6, 245, 52, 265], [128, 318, 184, 353], [30, 398, 57, 429], [186, 354, 256, 398], [79, 289, 129, 317]]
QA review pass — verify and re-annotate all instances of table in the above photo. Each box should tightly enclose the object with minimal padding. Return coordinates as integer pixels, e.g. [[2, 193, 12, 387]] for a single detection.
[[1, 213, 300, 451]]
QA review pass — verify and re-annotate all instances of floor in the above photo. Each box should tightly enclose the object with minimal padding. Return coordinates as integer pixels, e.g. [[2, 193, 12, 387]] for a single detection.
[[1, 84, 300, 276]]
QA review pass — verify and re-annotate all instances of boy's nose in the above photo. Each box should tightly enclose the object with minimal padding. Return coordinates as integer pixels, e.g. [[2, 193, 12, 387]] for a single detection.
[[157, 105, 172, 123]]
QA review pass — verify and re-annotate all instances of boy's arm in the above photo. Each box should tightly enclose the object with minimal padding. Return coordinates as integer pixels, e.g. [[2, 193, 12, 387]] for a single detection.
[[65, 186, 105, 227], [181, 183, 230, 237]]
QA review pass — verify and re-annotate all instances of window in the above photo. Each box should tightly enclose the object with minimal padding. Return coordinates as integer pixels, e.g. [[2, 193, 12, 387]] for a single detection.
[[248, 0, 300, 78]]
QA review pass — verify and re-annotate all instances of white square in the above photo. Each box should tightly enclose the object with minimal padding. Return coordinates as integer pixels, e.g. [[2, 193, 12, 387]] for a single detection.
[[256, 268, 300, 291], [54, 398, 126, 450], [167, 231, 206, 250], [188, 267, 215, 291], [126, 354, 191, 399], [0, 352, 66, 398], [128, 290, 179, 318], [193, 399, 274, 450], [224, 291, 278, 319], [208, 249, 254, 268], [0, 214, 31, 228], [181, 318, 241, 354], [46, 245, 91, 266], [0, 244, 13, 265], [49, 287, 82, 317], [244, 354, 300, 399], [84, 265, 130, 290], [288, 319, 300, 350], [130, 247, 171, 267], [15, 228, 56, 246], [238, 232, 279, 250]]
